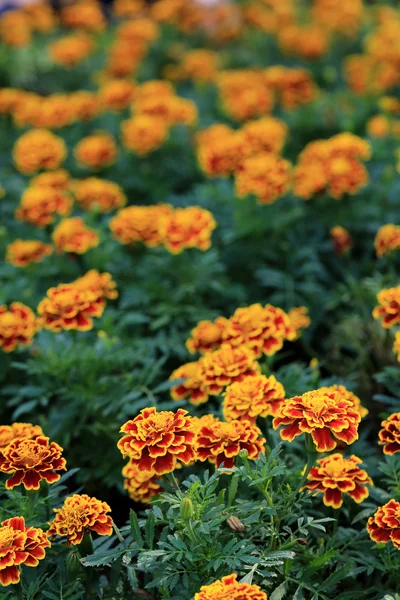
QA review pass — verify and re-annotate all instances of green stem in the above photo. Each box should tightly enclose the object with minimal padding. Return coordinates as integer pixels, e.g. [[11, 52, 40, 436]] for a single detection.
[[296, 434, 317, 494]]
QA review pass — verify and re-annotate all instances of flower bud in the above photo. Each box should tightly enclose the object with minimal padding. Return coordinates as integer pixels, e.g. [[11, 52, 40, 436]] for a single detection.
[[239, 448, 248, 460], [227, 515, 245, 533], [66, 550, 81, 578], [180, 497, 194, 521]]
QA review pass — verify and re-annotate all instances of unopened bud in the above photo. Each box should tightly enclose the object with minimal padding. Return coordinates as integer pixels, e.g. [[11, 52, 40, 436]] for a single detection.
[[66, 550, 81, 578], [227, 515, 245, 533], [297, 538, 307, 546], [239, 449, 248, 460], [180, 497, 194, 521]]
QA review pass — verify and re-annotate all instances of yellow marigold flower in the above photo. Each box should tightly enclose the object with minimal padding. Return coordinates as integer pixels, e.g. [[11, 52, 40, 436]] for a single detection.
[[30, 169, 71, 191], [105, 39, 145, 78], [278, 24, 329, 61], [196, 416, 265, 469], [196, 125, 244, 177], [217, 70, 274, 121], [158, 206, 216, 254], [6, 240, 53, 268], [375, 224, 400, 257], [48, 494, 113, 546], [373, 287, 400, 329], [200, 344, 261, 396], [194, 573, 267, 600], [49, 33, 94, 68], [179, 49, 219, 82], [264, 66, 318, 110], [118, 407, 195, 475], [273, 388, 361, 452], [0, 11, 31, 47], [133, 94, 197, 126], [367, 115, 392, 138], [241, 116, 288, 155], [378, 412, 400, 455], [24, 2, 56, 34], [109, 204, 173, 246], [33, 94, 76, 129], [0, 516, 50, 587], [330, 226, 353, 256], [186, 317, 229, 355], [122, 460, 162, 503], [0, 436, 66, 490], [169, 361, 208, 406], [303, 453, 372, 508], [73, 269, 118, 301], [117, 17, 159, 44], [70, 91, 100, 121], [287, 306, 310, 340], [13, 129, 67, 175], [367, 500, 400, 550], [61, 1, 106, 32], [52, 217, 100, 255], [0, 303, 39, 353], [235, 152, 292, 205], [99, 79, 137, 112], [73, 177, 126, 213], [74, 132, 118, 170], [319, 384, 368, 419], [312, 0, 363, 37], [37, 284, 105, 332], [135, 80, 175, 101], [223, 374, 285, 422], [0, 423, 43, 456], [15, 186, 72, 227], [121, 115, 169, 156]]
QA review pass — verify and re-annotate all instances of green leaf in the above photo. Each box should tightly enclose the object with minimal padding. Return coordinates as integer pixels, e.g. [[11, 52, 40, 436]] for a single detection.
[[130, 509, 143, 547], [145, 510, 155, 549], [270, 582, 287, 600]]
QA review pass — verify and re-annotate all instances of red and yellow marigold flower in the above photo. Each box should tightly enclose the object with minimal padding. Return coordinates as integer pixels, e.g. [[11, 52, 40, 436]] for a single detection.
[[99, 79, 136, 112], [378, 413, 400, 455], [223, 374, 285, 422], [186, 317, 228, 355], [264, 66, 318, 110], [71, 90, 100, 121], [235, 152, 292, 205], [241, 116, 288, 156], [49, 33, 94, 68], [303, 453, 372, 508], [196, 125, 244, 178], [373, 287, 400, 329], [217, 70, 274, 121], [48, 494, 112, 546], [0, 516, 50, 586], [195, 574, 267, 600], [169, 361, 208, 406], [158, 206, 216, 254], [6, 240, 53, 267], [133, 93, 197, 127], [122, 115, 169, 156], [74, 132, 118, 170], [122, 460, 162, 503], [330, 226, 353, 256], [196, 416, 265, 469], [73, 177, 126, 213], [110, 204, 173, 247], [52, 217, 99, 255], [0, 423, 43, 456], [287, 306, 311, 340], [0, 436, 66, 490], [118, 408, 195, 475], [200, 345, 261, 396], [37, 284, 105, 332], [13, 129, 67, 174], [367, 500, 400, 550], [15, 186, 72, 228], [273, 388, 361, 452], [375, 224, 400, 257], [0, 303, 39, 353], [73, 269, 118, 301], [318, 384, 368, 419]]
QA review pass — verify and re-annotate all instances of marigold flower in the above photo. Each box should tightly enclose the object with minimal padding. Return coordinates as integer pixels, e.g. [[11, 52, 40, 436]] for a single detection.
[[49, 33, 94, 68], [0, 11, 31, 47], [304, 453, 371, 508], [110, 204, 173, 247], [373, 287, 400, 329], [273, 388, 361, 452], [378, 413, 400, 455], [278, 24, 329, 61], [235, 152, 292, 205], [158, 206, 216, 254], [6, 240, 53, 267], [37, 284, 105, 332], [194, 573, 267, 600], [99, 79, 136, 111], [330, 226, 353, 256], [223, 374, 285, 422], [241, 116, 288, 156], [122, 460, 162, 503], [117, 17, 159, 44], [0, 303, 39, 353], [74, 132, 118, 170], [287, 306, 311, 340], [61, 1, 106, 32], [25, 3, 56, 34], [367, 115, 392, 138], [48, 493, 112, 545], [73, 269, 118, 301], [30, 169, 71, 191], [196, 125, 244, 177], [217, 70, 274, 121], [0, 423, 43, 456], [367, 500, 400, 550], [52, 217, 99, 255], [178, 49, 219, 82], [121, 115, 169, 156], [186, 317, 228, 354], [264, 66, 318, 110], [169, 361, 208, 406], [0, 436, 66, 490], [0, 516, 50, 586], [375, 224, 400, 257], [13, 129, 67, 175], [72, 177, 126, 213], [196, 416, 265, 469], [200, 344, 261, 396], [118, 407, 195, 475], [312, 0, 363, 36], [319, 384, 368, 419], [16, 186, 72, 227], [70, 90, 99, 121]]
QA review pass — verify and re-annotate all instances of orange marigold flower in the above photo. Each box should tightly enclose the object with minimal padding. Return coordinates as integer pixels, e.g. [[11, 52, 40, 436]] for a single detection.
[[273, 388, 361, 452], [117, 17, 159, 44], [367, 500, 400, 550], [6, 240, 53, 267], [0, 423, 43, 456], [15, 186, 72, 228], [278, 24, 329, 61], [264, 66, 318, 110], [200, 344, 261, 396], [196, 125, 244, 178], [0, 11, 31, 47], [37, 284, 105, 332], [169, 361, 208, 406], [70, 90, 100, 121], [186, 317, 228, 355], [373, 287, 400, 329], [122, 460, 162, 503], [319, 384, 368, 419], [241, 116, 288, 155], [217, 70, 274, 121], [99, 79, 136, 111], [235, 152, 292, 205], [121, 115, 169, 156], [375, 224, 400, 257], [0, 303, 39, 353], [367, 115, 392, 138], [158, 206, 216, 254], [73, 177, 126, 213], [195, 573, 267, 600], [378, 413, 400, 455], [196, 416, 265, 469], [287, 306, 310, 340], [49, 33, 94, 68], [330, 226, 353, 256], [179, 49, 219, 82], [30, 169, 71, 191], [303, 453, 371, 508], [73, 269, 118, 301], [52, 217, 99, 255], [109, 204, 173, 247], [48, 494, 112, 545], [118, 407, 195, 475], [74, 132, 118, 170], [0, 516, 50, 587], [223, 374, 285, 422], [61, 1, 106, 32], [13, 129, 67, 175], [0, 436, 66, 490]]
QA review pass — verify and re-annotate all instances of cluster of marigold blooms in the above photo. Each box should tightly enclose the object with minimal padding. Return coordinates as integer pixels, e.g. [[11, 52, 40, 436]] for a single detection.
[[0, 422, 113, 586]]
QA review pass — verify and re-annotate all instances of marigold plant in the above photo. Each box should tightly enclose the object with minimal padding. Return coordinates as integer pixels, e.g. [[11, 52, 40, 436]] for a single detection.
[[169, 361, 208, 406], [0, 303, 39, 352], [0, 423, 43, 456], [194, 573, 267, 600], [37, 284, 105, 332], [109, 204, 173, 247], [13, 129, 67, 174], [122, 460, 162, 503], [6, 240, 53, 267], [73, 177, 127, 213], [378, 413, 400, 455], [223, 374, 285, 422], [52, 217, 100, 255], [330, 226, 353, 256], [121, 115, 169, 155], [374, 224, 400, 257], [48, 494, 113, 545], [373, 287, 400, 329], [74, 132, 118, 170], [49, 33, 94, 68], [200, 344, 261, 396], [158, 206, 217, 254], [367, 500, 400, 550], [186, 317, 228, 355], [15, 186, 72, 227], [235, 152, 292, 205]]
